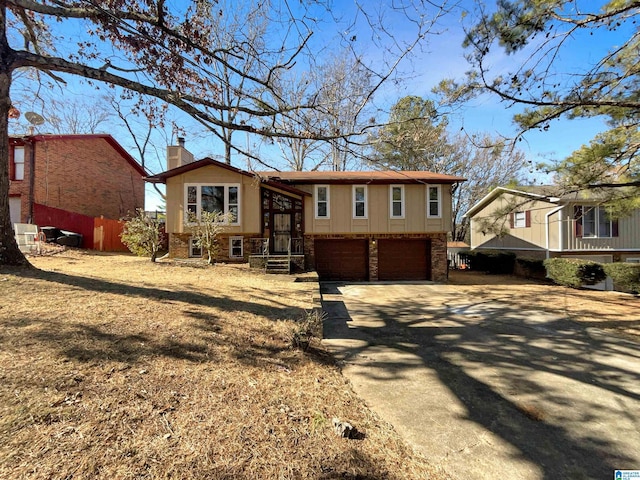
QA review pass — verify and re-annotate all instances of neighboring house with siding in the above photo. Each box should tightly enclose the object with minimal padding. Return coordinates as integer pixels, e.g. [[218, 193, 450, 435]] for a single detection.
[[9, 134, 146, 226], [146, 143, 465, 281], [465, 186, 640, 264]]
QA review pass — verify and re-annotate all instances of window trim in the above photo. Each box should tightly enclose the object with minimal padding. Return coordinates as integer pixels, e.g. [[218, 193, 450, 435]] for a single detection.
[[510, 210, 531, 229], [229, 236, 244, 259], [12, 146, 25, 181], [352, 185, 368, 219], [426, 184, 442, 219], [189, 237, 202, 258], [575, 205, 616, 238], [514, 211, 526, 228], [390, 185, 405, 219], [184, 183, 241, 225], [314, 185, 330, 219]]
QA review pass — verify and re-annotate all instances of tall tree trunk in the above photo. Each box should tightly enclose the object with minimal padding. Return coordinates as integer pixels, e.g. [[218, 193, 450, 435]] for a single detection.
[[0, 2, 29, 266]]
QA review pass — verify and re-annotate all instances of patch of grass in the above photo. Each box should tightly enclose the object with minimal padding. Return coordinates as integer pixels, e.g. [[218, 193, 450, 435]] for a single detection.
[[0, 252, 440, 479], [516, 403, 546, 422]]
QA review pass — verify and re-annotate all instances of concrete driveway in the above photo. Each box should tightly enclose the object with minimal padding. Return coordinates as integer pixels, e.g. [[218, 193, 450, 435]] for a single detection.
[[321, 282, 640, 480]]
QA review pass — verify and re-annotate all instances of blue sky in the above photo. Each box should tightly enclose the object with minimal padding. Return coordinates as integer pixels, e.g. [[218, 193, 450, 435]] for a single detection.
[[8, 1, 626, 210]]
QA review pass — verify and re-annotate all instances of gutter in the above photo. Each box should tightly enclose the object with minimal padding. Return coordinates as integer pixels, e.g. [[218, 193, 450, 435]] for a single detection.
[[545, 206, 564, 259]]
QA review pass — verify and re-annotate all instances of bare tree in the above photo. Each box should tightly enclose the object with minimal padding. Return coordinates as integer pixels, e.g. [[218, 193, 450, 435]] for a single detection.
[[0, 0, 451, 265], [316, 53, 374, 171], [267, 70, 327, 171], [448, 133, 527, 242], [369, 96, 528, 241]]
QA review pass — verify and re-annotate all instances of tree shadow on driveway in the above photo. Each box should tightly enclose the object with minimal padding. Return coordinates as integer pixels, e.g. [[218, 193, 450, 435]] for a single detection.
[[321, 282, 640, 479]]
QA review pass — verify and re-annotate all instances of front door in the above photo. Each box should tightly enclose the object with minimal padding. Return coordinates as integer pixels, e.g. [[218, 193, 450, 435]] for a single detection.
[[273, 213, 291, 254]]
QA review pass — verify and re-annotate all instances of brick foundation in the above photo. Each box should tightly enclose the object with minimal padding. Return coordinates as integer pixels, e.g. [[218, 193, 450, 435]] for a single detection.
[[169, 233, 262, 263], [171, 231, 450, 281]]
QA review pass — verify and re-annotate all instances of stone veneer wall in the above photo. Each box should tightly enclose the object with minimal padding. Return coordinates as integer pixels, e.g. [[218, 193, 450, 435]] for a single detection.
[[172, 231, 449, 281], [169, 233, 262, 263], [248, 255, 305, 272], [303, 232, 449, 282]]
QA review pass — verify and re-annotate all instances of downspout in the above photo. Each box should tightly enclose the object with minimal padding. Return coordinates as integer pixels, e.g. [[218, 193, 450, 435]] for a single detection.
[[545, 205, 564, 259], [27, 138, 36, 223]]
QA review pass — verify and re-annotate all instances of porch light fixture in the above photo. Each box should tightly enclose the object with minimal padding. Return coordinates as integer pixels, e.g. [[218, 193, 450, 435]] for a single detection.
[[372, 238, 376, 246]]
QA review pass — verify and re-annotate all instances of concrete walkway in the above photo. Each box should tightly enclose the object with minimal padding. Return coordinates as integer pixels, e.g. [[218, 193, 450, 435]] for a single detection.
[[321, 282, 640, 480]]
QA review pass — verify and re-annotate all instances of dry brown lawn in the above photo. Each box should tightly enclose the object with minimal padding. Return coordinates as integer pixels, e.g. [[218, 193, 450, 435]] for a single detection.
[[449, 270, 640, 339], [0, 250, 442, 480]]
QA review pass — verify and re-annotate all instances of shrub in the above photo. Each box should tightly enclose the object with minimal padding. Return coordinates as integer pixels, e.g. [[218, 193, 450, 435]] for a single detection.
[[603, 262, 640, 294], [187, 211, 233, 265], [515, 257, 546, 279], [121, 209, 163, 262], [460, 250, 516, 274], [543, 258, 607, 288], [290, 310, 325, 351]]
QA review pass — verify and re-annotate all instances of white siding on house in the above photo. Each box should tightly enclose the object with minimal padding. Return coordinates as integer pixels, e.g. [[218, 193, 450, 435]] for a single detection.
[[9, 197, 21, 225], [559, 206, 640, 251]]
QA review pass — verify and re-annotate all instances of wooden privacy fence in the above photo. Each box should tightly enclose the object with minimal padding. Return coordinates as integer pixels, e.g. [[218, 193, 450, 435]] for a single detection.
[[33, 204, 128, 252], [93, 216, 128, 252]]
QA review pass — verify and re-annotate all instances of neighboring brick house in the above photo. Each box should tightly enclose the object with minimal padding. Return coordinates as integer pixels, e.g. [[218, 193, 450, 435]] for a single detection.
[[8, 134, 146, 227], [147, 143, 464, 282]]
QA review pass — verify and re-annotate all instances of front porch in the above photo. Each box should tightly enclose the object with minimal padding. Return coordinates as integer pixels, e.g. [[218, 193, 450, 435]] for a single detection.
[[248, 237, 305, 274]]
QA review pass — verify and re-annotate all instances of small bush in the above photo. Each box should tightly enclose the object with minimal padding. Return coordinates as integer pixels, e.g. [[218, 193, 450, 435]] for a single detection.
[[290, 310, 324, 351], [121, 209, 163, 262], [460, 250, 516, 274], [603, 262, 640, 294], [543, 258, 607, 288], [515, 257, 546, 279], [187, 211, 233, 265]]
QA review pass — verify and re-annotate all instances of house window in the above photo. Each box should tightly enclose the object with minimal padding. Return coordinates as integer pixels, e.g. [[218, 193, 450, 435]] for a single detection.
[[353, 185, 367, 219], [427, 185, 441, 218], [185, 184, 240, 224], [315, 185, 329, 218], [13, 146, 25, 181], [575, 205, 618, 238], [229, 236, 244, 258], [189, 238, 202, 257], [390, 185, 404, 218], [510, 210, 532, 229], [626, 258, 640, 264]]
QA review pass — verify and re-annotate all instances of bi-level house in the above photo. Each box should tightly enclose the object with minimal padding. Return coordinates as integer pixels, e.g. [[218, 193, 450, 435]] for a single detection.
[[147, 142, 465, 281], [465, 186, 640, 264]]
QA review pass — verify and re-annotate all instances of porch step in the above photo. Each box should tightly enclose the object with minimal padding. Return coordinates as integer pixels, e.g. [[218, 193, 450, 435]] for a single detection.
[[265, 257, 291, 275]]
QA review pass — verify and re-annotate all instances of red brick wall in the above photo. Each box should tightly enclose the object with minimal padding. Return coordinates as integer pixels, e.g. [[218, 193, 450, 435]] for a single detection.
[[10, 137, 144, 222]]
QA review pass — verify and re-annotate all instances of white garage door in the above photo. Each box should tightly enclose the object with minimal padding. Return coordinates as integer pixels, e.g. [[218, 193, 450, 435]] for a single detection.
[[9, 197, 21, 225]]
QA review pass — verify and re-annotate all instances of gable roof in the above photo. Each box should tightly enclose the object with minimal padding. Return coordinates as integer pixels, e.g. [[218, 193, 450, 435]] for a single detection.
[[464, 186, 561, 218], [260, 170, 465, 185], [145, 157, 310, 197], [464, 185, 622, 219], [10, 134, 147, 177]]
